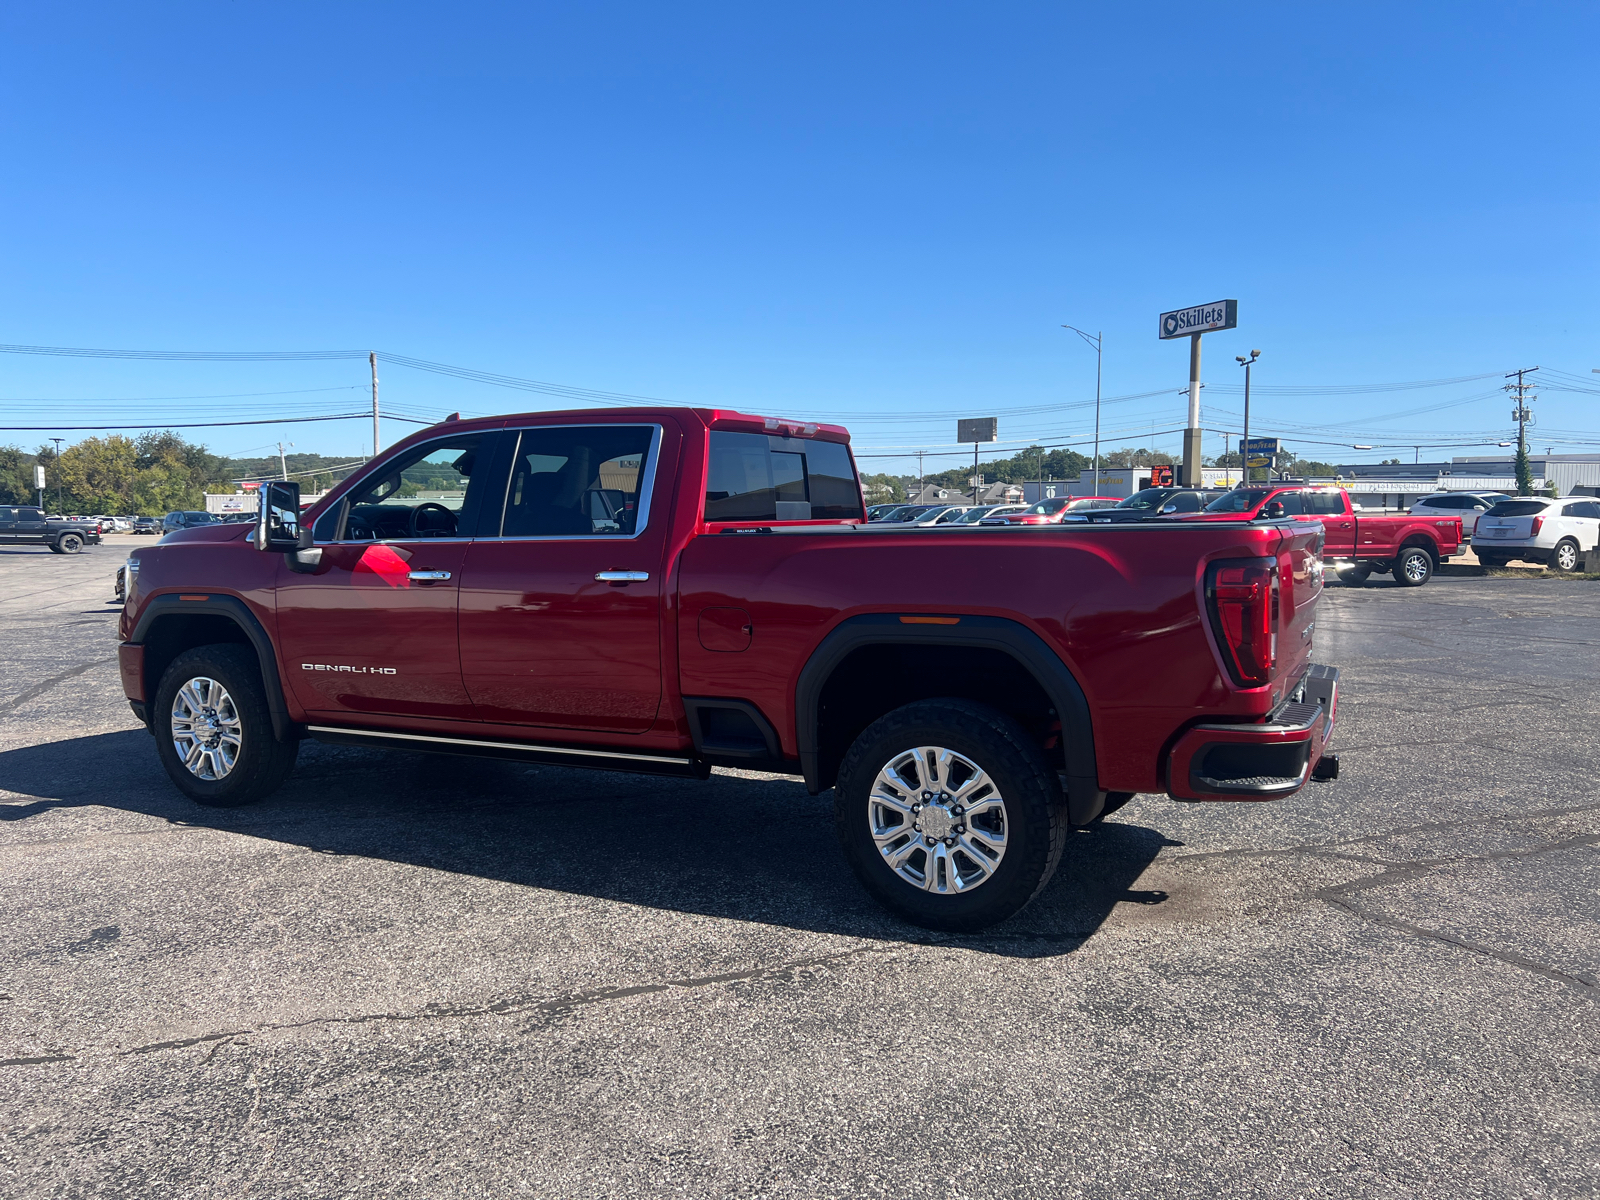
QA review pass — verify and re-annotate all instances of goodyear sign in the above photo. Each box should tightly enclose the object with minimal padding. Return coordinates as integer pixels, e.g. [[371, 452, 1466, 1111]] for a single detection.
[[1159, 300, 1237, 340]]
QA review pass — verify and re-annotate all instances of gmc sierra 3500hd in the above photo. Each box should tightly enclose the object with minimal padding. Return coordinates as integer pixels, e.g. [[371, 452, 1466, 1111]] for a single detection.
[[119, 407, 1339, 930]]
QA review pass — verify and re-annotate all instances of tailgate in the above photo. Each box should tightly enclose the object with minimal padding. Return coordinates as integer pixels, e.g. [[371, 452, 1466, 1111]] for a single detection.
[[1273, 522, 1322, 690]]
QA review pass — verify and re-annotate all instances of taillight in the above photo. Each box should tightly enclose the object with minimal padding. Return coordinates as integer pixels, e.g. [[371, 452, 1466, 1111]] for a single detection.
[[1531, 516, 1544, 536], [1205, 556, 1279, 688]]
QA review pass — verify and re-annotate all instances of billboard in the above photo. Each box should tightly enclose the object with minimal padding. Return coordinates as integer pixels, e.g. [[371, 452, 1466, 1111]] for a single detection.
[[957, 417, 998, 443], [1240, 437, 1281, 455], [1159, 300, 1237, 340], [1148, 465, 1174, 487]]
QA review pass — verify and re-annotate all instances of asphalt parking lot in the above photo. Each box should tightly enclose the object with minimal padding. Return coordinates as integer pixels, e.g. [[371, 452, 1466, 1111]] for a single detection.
[[2, 536, 1596, 1199]]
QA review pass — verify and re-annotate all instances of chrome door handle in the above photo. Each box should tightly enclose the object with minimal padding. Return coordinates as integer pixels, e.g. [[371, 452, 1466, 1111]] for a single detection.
[[408, 570, 452, 582], [595, 570, 649, 582]]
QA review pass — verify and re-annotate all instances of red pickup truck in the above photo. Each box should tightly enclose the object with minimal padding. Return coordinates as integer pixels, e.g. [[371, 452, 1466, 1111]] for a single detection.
[[118, 407, 1339, 930], [1195, 485, 1462, 586]]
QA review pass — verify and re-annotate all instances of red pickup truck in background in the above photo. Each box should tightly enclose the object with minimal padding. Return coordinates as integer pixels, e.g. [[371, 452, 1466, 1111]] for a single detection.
[[118, 407, 1340, 930], [1196, 485, 1462, 586]]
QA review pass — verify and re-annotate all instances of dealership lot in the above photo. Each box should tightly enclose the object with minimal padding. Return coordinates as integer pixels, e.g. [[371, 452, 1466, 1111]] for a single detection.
[[1, 539, 1596, 1198]]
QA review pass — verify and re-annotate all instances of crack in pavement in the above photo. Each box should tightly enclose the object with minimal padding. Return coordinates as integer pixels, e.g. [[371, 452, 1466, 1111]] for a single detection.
[[1174, 815, 1600, 999], [1316, 861, 1599, 997], [0, 657, 118, 714], [0, 945, 896, 1068]]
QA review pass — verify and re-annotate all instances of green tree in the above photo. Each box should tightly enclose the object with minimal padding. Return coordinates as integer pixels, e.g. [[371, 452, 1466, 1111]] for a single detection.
[[1515, 441, 1533, 496], [860, 473, 905, 502], [0, 446, 38, 504], [56, 435, 140, 513]]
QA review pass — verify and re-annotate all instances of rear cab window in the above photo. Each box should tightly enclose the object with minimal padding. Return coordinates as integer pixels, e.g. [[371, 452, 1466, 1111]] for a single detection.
[[705, 430, 863, 524]]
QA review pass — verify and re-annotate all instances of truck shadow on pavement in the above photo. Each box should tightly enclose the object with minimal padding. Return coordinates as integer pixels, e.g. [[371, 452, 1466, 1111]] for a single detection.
[[0, 730, 1176, 958]]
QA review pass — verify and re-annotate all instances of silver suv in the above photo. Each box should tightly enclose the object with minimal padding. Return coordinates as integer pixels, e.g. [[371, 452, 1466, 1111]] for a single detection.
[[1408, 492, 1510, 541]]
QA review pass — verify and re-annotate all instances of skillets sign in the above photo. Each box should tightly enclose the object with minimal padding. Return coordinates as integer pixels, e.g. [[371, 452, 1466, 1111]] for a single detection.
[[1159, 300, 1237, 339]]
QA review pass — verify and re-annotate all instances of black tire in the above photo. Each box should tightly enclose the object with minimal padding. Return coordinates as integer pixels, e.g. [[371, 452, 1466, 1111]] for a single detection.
[[834, 698, 1068, 932], [1394, 546, 1433, 587], [56, 533, 83, 554], [1477, 554, 1509, 569], [1338, 566, 1371, 586], [1552, 538, 1581, 574], [153, 644, 299, 807]]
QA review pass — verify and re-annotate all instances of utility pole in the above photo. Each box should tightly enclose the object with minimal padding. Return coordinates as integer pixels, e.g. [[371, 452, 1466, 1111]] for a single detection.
[[1062, 326, 1103, 494], [1506, 366, 1539, 496], [370, 352, 380, 459], [916, 450, 926, 501], [276, 441, 294, 480], [49, 437, 64, 513], [1235, 349, 1259, 485]]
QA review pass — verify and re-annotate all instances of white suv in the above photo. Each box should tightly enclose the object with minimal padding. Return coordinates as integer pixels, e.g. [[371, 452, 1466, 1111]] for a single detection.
[[1409, 492, 1510, 540], [1474, 497, 1600, 571]]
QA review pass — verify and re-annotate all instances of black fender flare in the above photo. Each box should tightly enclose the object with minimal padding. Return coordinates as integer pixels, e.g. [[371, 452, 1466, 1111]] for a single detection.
[[128, 593, 295, 742], [794, 613, 1104, 823]]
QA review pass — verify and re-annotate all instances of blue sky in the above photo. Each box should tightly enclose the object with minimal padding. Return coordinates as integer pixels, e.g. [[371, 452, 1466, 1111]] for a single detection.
[[1, 2, 1595, 471]]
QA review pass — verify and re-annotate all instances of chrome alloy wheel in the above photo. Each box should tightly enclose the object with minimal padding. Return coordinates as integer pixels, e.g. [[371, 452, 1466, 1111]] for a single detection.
[[1556, 541, 1579, 571], [170, 676, 243, 780], [869, 745, 1007, 894], [1403, 553, 1429, 582]]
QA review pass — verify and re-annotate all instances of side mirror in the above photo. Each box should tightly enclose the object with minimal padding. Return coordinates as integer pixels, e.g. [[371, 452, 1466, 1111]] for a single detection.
[[255, 481, 308, 551], [1159, 503, 1178, 514], [1263, 500, 1287, 519]]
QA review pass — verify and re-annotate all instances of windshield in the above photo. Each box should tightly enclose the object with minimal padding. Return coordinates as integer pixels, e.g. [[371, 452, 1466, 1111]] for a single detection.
[[1486, 500, 1550, 517], [1204, 489, 1273, 514], [1115, 488, 1172, 511], [953, 506, 1000, 524], [1023, 498, 1070, 515]]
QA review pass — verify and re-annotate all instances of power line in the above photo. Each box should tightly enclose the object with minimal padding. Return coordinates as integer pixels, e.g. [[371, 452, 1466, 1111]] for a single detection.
[[0, 411, 417, 431]]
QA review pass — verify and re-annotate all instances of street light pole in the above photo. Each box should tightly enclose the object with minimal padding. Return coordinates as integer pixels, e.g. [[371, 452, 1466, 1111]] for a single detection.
[[1235, 350, 1259, 485], [49, 437, 64, 513], [1063, 326, 1102, 494]]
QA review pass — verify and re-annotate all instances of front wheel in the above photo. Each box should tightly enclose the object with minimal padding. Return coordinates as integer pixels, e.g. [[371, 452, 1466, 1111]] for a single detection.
[[834, 699, 1067, 932], [1394, 546, 1433, 587], [153, 645, 299, 807], [1552, 538, 1581, 573]]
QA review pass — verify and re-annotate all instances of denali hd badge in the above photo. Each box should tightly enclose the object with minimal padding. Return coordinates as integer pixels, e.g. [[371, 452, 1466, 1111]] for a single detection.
[[301, 664, 397, 674]]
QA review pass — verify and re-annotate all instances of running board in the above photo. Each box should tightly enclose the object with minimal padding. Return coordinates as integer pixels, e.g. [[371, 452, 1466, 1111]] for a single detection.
[[306, 725, 710, 779]]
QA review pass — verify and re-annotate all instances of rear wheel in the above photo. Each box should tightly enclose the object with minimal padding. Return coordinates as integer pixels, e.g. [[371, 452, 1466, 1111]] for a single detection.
[[1394, 546, 1433, 587], [1337, 566, 1371, 585], [834, 699, 1067, 932], [154, 645, 299, 807], [1552, 538, 1580, 573], [1477, 553, 1509, 569]]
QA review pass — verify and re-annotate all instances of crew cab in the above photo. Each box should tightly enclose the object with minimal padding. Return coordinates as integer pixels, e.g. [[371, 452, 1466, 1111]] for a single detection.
[[0, 506, 102, 553], [1195, 485, 1461, 586], [118, 408, 1339, 930]]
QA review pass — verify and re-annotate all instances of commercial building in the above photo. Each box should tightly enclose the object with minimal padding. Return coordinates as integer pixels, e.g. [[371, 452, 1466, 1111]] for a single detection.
[[1309, 454, 1600, 510]]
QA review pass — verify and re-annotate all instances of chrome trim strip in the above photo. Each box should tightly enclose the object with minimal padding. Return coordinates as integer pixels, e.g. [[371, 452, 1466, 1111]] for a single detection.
[[306, 724, 693, 766], [489, 423, 664, 543]]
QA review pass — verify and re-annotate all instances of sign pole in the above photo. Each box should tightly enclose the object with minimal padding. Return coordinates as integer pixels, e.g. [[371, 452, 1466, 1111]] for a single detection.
[[1182, 334, 1203, 486], [1158, 301, 1233, 488]]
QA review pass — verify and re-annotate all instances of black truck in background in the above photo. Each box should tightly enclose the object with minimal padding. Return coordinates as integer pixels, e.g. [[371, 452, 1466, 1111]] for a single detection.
[[0, 506, 103, 553]]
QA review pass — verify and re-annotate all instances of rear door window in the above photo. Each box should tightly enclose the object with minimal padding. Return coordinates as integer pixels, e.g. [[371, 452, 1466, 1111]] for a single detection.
[[705, 432, 863, 522], [500, 425, 657, 537], [1305, 492, 1346, 515]]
